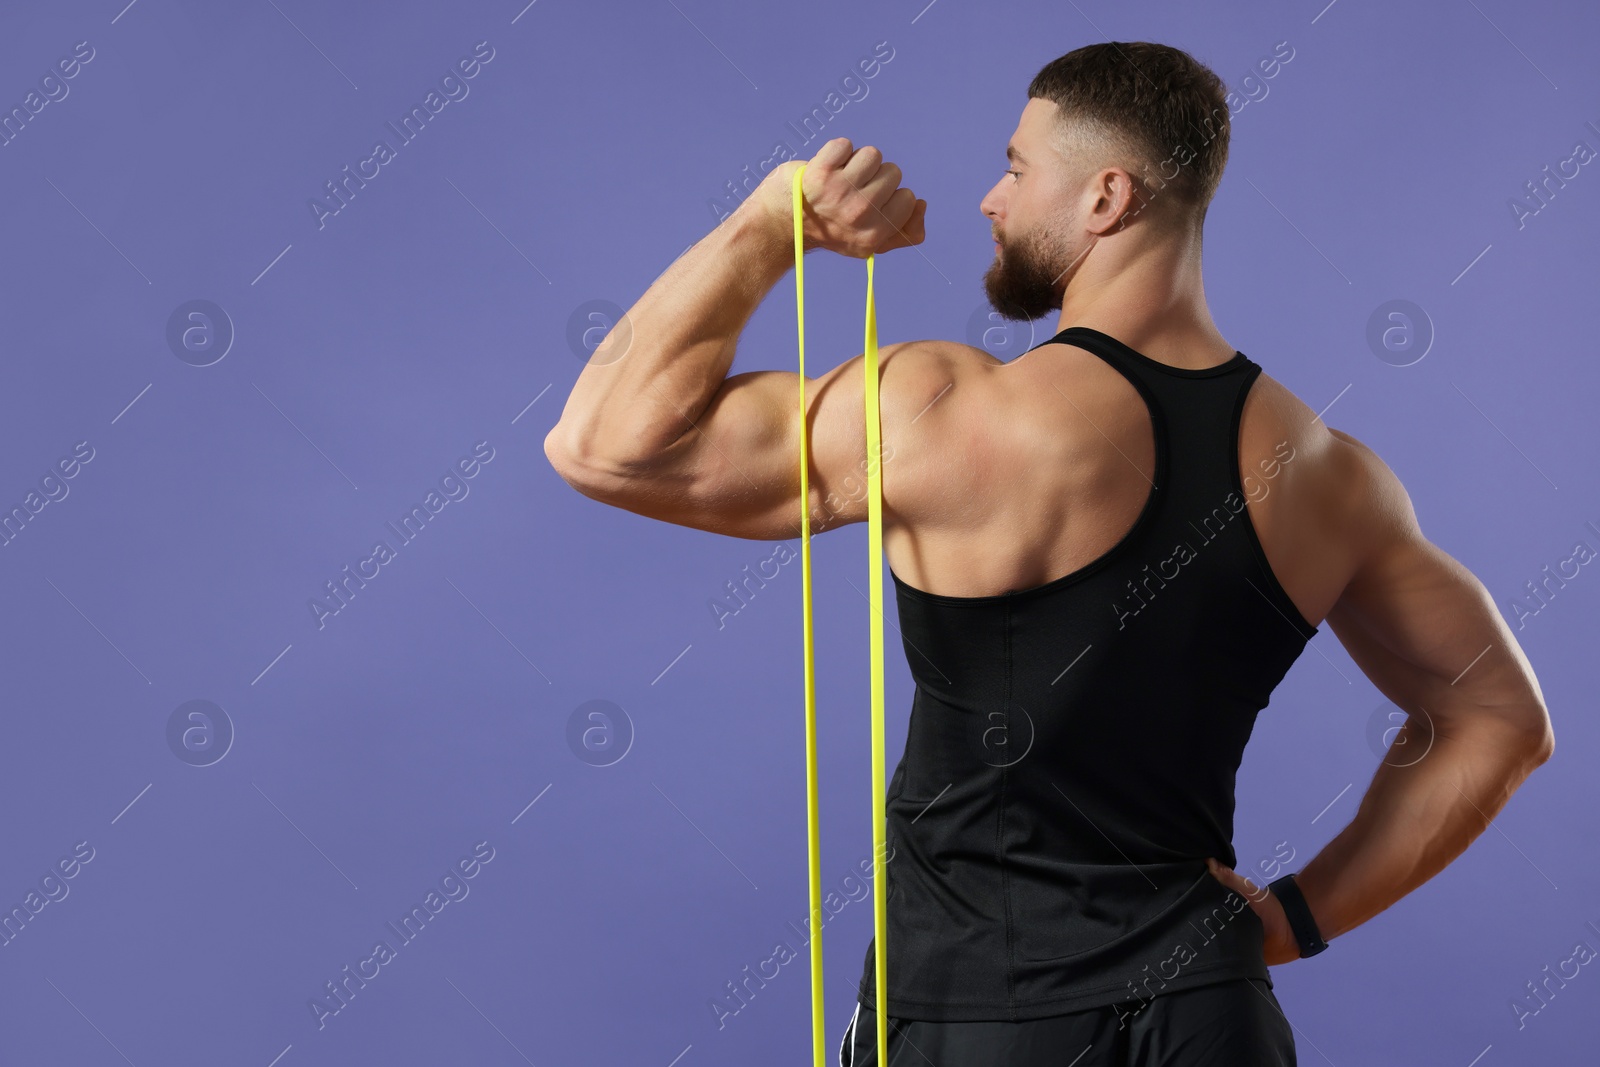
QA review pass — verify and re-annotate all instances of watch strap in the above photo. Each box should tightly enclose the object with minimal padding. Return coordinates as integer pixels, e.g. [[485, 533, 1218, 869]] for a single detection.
[[1267, 872, 1328, 958]]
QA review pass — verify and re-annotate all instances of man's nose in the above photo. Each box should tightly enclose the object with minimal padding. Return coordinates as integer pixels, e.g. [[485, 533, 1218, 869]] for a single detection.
[[980, 186, 1005, 222]]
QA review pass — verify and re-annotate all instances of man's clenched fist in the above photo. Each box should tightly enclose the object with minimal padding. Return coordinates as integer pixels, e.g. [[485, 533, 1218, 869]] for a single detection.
[[758, 137, 927, 258]]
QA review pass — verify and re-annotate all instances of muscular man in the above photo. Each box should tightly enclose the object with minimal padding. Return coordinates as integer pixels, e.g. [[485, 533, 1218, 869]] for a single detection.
[[545, 40, 1553, 1067]]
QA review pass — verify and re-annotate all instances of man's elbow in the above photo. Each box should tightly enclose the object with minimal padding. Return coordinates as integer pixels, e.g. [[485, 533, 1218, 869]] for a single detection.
[[544, 423, 583, 484], [1526, 718, 1555, 766], [1509, 702, 1556, 768], [543, 423, 639, 502], [545, 423, 606, 497]]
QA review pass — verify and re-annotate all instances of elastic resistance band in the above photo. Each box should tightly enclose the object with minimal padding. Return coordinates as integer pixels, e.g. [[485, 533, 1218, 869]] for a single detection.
[[792, 163, 889, 1067]]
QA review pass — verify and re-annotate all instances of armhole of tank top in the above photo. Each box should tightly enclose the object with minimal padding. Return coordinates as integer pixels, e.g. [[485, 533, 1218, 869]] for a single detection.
[[1229, 367, 1319, 641], [888, 339, 1168, 606]]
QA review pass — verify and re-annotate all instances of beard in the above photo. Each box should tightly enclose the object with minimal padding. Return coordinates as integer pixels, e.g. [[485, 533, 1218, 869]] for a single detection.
[[982, 226, 1071, 321]]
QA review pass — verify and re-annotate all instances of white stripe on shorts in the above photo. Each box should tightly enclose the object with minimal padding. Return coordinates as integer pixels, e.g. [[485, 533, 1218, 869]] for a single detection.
[[839, 1001, 862, 1067]]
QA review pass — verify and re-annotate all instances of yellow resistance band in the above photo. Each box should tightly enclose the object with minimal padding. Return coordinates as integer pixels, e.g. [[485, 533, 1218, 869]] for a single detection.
[[793, 163, 889, 1067]]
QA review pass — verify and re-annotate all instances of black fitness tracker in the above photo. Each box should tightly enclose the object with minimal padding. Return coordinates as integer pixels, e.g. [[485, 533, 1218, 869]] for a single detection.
[[1267, 872, 1328, 958]]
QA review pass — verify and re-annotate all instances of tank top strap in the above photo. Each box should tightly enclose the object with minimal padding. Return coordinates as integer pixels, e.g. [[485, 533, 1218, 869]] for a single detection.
[[1034, 326, 1258, 537]]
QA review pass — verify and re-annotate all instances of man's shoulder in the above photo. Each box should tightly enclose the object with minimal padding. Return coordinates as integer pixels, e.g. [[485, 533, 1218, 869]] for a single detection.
[[880, 337, 1002, 373], [1244, 369, 1401, 561], [876, 338, 1004, 422]]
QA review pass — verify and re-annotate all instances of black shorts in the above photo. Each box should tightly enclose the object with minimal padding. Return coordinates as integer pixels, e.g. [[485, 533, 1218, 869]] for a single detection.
[[839, 978, 1297, 1066]]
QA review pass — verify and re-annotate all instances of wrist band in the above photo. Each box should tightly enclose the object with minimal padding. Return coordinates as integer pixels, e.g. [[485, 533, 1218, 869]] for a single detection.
[[1267, 872, 1328, 958]]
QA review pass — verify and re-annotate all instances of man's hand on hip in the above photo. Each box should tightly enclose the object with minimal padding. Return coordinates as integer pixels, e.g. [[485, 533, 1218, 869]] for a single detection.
[[1205, 856, 1301, 966]]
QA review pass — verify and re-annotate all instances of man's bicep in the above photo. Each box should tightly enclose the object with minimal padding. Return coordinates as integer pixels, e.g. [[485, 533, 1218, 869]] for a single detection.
[[566, 339, 941, 540], [597, 368, 810, 540], [668, 340, 942, 539], [582, 357, 870, 540], [712, 358, 877, 539], [1323, 435, 1548, 741]]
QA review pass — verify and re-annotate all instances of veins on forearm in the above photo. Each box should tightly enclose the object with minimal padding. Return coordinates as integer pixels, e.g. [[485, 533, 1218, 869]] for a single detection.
[[1294, 722, 1546, 942]]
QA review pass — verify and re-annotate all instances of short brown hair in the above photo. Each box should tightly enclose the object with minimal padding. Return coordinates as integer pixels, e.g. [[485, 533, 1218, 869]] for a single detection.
[[1027, 41, 1230, 223]]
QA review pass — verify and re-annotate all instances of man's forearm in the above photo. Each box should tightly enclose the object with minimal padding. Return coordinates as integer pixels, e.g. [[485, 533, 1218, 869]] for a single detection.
[[1291, 714, 1550, 944], [551, 194, 795, 466]]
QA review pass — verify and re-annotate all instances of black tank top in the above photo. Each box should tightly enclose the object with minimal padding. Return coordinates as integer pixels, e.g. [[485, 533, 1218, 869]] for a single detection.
[[856, 326, 1319, 1021]]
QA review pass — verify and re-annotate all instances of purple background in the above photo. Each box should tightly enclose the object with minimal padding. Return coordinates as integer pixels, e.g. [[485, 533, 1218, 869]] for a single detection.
[[1, 0, 1596, 1064]]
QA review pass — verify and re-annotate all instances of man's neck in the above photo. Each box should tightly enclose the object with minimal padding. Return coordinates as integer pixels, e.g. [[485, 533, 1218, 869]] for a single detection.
[[1050, 229, 1234, 368]]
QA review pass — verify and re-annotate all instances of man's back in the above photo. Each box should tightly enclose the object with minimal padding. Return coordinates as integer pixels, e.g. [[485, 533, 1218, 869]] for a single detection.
[[876, 328, 1360, 630], [854, 324, 1333, 1019]]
